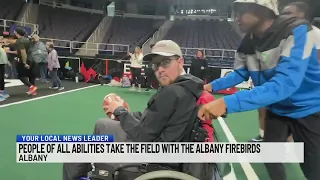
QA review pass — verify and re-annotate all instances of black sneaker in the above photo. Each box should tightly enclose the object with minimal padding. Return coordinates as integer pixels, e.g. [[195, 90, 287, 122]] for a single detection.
[[145, 88, 151, 92], [249, 135, 263, 142]]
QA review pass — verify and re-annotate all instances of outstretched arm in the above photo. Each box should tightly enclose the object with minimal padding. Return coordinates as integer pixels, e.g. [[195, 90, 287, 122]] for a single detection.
[[209, 53, 250, 92], [224, 24, 313, 113]]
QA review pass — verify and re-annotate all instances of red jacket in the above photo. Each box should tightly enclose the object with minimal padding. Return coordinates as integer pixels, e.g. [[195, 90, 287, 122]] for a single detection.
[[80, 62, 97, 83]]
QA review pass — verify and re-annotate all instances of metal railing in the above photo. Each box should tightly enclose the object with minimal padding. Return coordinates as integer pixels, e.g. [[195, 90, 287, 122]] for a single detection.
[[219, 13, 229, 19], [39, 0, 63, 7], [72, 41, 129, 55], [21, 3, 32, 23], [181, 47, 236, 59], [115, 10, 124, 16], [142, 20, 174, 55], [40, 38, 130, 55], [0, 19, 39, 35], [40, 38, 73, 52], [87, 15, 109, 43], [40, 37, 235, 58]]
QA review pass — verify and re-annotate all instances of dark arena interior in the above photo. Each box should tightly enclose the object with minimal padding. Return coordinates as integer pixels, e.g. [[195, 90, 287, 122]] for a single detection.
[[0, 0, 319, 180]]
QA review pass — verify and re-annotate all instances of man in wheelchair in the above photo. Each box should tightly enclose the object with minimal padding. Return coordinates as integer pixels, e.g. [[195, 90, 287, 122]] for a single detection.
[[63, 40, 222, 180]]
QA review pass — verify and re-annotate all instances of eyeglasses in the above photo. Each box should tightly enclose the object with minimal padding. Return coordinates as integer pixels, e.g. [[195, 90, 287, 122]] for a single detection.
[[152, 59, 174, 71]]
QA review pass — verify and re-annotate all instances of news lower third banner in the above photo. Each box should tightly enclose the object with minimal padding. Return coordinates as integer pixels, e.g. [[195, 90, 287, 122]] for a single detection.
[[16, 135, 304, 163]]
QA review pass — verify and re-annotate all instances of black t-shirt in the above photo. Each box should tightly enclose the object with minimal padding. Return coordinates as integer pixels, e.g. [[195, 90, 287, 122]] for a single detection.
[[3, 44, 18, 62], [15, 37, 31, 60]]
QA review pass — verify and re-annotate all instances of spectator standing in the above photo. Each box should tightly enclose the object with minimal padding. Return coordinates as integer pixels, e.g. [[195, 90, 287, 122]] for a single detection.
[[30, 35, 48, 82], [190, 49, 208, 81], [47, 43, 64, 91], [128, 47, 143, 92], [145, 44, 157, 91], [0, 44, 10, 101]]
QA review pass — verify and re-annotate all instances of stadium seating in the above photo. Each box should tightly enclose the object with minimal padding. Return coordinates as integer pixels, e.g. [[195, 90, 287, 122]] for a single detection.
[[0, 0, 24, 20], [0, 0, 238, 64], [37, 5, 103, 46], [164, 19, 241, 50], [100, 16, 165, 52]]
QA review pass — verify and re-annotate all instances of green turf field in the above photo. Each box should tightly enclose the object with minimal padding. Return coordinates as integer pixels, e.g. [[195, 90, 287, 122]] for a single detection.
[[0, 86, 306, 180]]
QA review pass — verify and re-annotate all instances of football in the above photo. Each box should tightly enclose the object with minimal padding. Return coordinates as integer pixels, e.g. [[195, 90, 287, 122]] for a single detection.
[[102, 93, 130, 120]]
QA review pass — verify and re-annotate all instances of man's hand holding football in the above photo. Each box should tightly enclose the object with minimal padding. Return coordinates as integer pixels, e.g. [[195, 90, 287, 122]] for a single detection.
[[103, 96, 124, 114]]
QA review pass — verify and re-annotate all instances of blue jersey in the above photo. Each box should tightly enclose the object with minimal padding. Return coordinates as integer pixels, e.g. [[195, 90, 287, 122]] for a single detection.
[[210, 15, 320, 119]]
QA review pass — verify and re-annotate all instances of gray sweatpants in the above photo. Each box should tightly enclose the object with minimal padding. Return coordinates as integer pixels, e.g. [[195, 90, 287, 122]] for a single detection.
[[49, 68, 63, 88], [62, 118, 130, 180]]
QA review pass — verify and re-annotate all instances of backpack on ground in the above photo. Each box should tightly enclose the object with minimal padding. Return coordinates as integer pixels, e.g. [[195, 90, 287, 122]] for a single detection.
[[121, 76, 131, 88]]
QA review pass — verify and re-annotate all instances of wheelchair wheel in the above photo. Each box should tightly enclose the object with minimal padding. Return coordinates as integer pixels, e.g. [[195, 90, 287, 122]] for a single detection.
[[134, 170, 199, 180]]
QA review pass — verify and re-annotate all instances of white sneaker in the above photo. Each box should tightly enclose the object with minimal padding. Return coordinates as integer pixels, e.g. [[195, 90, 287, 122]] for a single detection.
[[129, 87, 136, 91], [0, 91, 10, 99], [0, 96, 5, 102], [58, 87, 65, 91], [49, 87, 59, 90]]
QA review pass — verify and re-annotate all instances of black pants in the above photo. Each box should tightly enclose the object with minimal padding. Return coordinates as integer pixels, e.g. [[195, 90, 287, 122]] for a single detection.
[[0, 64, 5, 91], [17, 61, 37, 87], [264, 111, 320, 180], [145, 68, 156, 89], [130, 67, 141, 85]]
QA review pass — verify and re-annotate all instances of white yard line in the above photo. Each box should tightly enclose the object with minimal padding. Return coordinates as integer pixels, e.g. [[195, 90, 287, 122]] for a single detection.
[[0, 85, 100, 108], [218, 117, 259, 180], [0, 85, 259, 180]]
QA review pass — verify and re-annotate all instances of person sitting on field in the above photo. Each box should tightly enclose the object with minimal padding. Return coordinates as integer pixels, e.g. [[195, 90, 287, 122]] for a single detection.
[[62, 40, 214, 180]]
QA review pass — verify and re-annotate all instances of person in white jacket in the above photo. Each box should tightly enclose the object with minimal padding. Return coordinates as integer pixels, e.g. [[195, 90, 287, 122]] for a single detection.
[[128, 47, 143, 92], [0, 44, 10, 102]]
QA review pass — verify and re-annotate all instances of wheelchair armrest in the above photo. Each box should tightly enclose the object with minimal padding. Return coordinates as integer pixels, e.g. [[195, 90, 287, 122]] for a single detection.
[[134, 170, 200, 180]]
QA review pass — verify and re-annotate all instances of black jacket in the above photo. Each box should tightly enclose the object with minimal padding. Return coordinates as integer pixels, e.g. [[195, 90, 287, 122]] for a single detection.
[[119, 74, 204, 142], [2, 44, 17, 62], [190, 58, 208, 80], [62, 75, 206, 180]]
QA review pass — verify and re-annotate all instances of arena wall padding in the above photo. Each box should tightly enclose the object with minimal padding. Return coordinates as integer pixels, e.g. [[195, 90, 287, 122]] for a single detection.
[[60, 55, 252, 91]]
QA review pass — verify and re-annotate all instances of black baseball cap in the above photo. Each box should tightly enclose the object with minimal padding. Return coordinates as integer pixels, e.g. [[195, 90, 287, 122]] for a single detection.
[[14, 27, 27, 36]]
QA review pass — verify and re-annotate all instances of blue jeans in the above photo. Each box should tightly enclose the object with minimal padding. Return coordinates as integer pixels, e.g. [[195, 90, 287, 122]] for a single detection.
[[38, 62, 47, 81], [5, 62, 17, 79], [49, 68, 63, 88]]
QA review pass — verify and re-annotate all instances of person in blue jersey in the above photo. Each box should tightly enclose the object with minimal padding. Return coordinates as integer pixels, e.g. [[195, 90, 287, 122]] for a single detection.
[[199, 0, 320, 179], [249, 1, 317, 143]]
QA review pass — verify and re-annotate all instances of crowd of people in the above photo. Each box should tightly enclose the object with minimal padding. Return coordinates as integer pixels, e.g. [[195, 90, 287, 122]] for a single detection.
[[0, 28, 64, 102]]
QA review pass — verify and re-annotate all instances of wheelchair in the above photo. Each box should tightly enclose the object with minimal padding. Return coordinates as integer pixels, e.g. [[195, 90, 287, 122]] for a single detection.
[[83, 115, 231, 180], [86, 160, 230, 180], [85, 128, 231, 180]]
